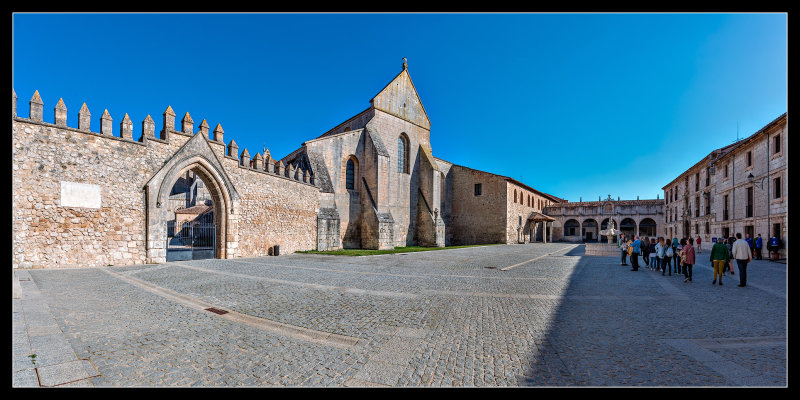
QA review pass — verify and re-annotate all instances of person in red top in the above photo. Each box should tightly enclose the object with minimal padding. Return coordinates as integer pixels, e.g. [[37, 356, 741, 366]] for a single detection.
[[681, 237, 696, 283], [696, 235, 702, 254]]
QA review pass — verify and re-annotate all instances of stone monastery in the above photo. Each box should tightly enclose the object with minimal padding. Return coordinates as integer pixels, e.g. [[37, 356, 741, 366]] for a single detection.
[[14, 61, 579, 269]]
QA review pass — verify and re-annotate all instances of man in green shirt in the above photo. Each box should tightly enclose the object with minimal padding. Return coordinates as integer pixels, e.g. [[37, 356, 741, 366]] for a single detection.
[[710, 238, 730, 285]]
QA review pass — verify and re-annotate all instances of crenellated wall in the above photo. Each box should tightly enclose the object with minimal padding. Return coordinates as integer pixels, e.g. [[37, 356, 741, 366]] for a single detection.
[[12, 90, 321, 268]]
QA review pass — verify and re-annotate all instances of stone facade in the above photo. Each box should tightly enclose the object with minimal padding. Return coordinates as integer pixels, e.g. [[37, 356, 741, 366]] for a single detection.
[[661, 113, 787, 258], [544, 198, 665, 243], [12, 62, 571, 269]]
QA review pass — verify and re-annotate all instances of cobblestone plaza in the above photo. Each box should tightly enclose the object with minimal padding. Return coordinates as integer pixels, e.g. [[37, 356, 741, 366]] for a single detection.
[[12, 243, 786, 387]]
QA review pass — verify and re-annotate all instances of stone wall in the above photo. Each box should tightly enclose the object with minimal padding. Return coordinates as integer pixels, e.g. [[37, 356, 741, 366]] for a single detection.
[[12, 91, 320, 268], [446, 165, 507, 245]]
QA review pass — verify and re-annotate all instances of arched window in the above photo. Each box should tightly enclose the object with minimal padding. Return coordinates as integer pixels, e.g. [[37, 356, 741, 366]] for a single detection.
[[564, 219, 580, 236], [514, 189, 517, 203], [346, 158, 355, 190], [397, 134, 409, 173]]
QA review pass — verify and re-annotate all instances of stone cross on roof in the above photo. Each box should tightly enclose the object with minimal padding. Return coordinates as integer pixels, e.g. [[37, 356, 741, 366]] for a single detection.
[[403, 57, 408, 70]]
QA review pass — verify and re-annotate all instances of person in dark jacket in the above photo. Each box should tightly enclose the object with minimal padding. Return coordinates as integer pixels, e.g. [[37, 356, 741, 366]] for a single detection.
[[710, 237, 730, 285], [755, 234, 763, 260]]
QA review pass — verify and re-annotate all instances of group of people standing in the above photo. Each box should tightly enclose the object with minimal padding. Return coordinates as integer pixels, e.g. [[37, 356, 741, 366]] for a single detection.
[[618, 233, 754, 287]]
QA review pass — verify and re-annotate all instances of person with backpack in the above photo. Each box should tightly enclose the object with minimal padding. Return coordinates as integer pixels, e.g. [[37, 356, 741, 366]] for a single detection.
[[681, 237, 695, 283], [663, 238, 674, 276], [710, 236, 730, 286]]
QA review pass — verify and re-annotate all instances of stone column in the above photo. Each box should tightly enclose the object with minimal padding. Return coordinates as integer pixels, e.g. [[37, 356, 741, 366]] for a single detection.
[[543, 222, 547, 243]]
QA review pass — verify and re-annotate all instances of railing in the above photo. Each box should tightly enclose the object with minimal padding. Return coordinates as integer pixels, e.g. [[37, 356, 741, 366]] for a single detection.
[[169, 222, 216, 249]]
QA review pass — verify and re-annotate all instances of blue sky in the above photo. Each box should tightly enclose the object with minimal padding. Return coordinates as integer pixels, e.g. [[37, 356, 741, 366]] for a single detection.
[[12, 13, 787, 202]]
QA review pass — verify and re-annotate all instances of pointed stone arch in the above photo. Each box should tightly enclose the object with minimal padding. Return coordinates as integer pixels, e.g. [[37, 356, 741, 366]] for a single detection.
[[144, 133, 240, 263]]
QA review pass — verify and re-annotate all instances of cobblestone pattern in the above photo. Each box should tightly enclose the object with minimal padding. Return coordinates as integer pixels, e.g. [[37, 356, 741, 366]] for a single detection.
[[21, 243, 786, 387]]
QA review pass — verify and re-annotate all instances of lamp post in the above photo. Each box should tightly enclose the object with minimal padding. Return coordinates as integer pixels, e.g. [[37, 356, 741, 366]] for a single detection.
[[747, 172, 769, 254]]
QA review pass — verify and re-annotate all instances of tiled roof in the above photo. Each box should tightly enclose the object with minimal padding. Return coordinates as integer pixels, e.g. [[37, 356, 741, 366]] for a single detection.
[[174, 205, 212, 215], [527, 212, 556, 221], [547, 199, 664, 207]]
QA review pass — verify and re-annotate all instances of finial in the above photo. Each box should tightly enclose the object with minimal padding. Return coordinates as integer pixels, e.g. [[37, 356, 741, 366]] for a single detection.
[[402, 57, 408, 70]]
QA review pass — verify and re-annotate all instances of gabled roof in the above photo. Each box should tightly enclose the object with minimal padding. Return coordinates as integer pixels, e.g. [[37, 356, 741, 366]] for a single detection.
[[369, 66, 431, 129], [527, 212, 556, 222]]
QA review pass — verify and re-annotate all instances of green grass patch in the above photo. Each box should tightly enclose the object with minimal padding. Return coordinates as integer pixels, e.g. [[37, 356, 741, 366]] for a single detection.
[[297, 243, 501, 256]]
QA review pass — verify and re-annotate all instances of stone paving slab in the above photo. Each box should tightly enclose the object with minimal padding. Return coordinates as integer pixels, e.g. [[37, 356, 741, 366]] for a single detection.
[[11, 243, 787, 387]]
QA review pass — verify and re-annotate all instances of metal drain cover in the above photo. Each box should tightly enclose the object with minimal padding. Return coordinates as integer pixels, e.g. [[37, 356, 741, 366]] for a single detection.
[[205, 307, 229, 315]]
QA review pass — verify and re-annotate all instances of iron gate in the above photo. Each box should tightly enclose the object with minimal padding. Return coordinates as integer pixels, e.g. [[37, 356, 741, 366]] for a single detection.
[[166, 222, 216, 261]]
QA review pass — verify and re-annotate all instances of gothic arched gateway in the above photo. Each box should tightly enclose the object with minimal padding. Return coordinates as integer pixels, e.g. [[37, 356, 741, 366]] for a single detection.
[[144, 133, 240, 264]]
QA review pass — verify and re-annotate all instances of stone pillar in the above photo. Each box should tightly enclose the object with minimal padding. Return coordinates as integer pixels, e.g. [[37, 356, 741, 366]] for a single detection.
[[120, 113, 133, 140], [252, 152, 263, 170], [213, 123, 224, 143], [29, 90, 43, 122], [181, 112, 193, 135], [142, 115, 155, 140], [162, 106, 175, 140], [100, 109, 113, 135], [54, 98, 67, 127], [275, 161, 285, 176], [78, 103, 91, 132], [227, 139, 238, 158], [198, 119, 209, 139], [543, 222, 547, 243], [264, 154, 275, 173], [240, 148, 250, 167]]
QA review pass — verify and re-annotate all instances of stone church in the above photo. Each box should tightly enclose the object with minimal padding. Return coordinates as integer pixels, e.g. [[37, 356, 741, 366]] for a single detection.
[[13, 60, 571, 269]]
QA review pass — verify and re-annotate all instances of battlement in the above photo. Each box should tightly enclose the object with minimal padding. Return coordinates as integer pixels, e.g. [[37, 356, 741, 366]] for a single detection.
[[12, 89, 315, 186]]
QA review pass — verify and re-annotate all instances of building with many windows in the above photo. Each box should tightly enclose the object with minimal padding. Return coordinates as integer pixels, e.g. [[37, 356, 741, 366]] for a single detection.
[[544, 196, 664, 243], [661, 113, 787, 257]]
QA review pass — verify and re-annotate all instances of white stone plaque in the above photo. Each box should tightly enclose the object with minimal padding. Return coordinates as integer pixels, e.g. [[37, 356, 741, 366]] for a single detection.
[[60, 181, 102, 209]]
